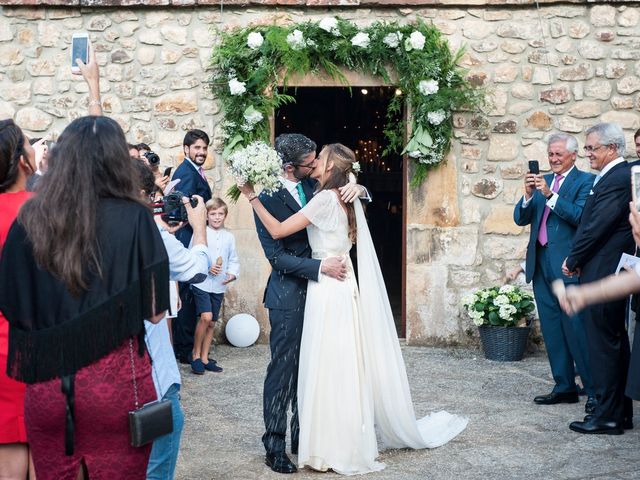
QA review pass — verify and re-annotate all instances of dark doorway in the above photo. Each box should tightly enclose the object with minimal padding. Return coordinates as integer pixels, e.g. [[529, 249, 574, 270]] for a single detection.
[[275, 86, 404, 336]]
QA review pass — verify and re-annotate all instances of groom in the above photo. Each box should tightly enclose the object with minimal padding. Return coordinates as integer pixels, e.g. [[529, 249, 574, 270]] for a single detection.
[[254, 134, 367, 474]]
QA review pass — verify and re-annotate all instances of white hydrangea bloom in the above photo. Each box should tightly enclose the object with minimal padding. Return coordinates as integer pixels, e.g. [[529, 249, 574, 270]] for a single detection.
[[229, 78, 246, 96], [244, 106, 264, 126], [383, 32, 403, 48], [351, 32, 370, 49], [493, 294, 509, 306], [408, 150, 423, 159], [427, 110, 446, 126], [247, 32, 264, 49], [498, 304, 517, 321], [499, 285, 515, 294], [319, 17, 340, 35], [418, 79, 439, 96], [286, 29, 307, 50]]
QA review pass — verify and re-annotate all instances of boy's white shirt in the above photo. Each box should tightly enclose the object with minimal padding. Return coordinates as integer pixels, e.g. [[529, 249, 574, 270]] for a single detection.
[[190, 226, 240, 294]]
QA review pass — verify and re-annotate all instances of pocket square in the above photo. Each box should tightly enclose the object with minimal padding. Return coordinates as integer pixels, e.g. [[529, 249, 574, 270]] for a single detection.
[[589, 190, 595, 195]]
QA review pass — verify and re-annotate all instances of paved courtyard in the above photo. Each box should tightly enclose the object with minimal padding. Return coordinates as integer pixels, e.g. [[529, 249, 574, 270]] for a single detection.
[[175, 344, 640, 480]]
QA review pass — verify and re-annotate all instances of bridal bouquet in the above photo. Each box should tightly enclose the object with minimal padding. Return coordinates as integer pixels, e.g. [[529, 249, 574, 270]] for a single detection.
[[462, 285, 535, 328], [226, 141, 282, 202]]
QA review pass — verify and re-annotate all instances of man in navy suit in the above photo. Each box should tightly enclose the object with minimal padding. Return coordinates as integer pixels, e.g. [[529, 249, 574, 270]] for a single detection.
[[514, 133, 596, 412], [563, 123, 635, 435], [172, 129, 214, 368], [254, 134, 368, 474]]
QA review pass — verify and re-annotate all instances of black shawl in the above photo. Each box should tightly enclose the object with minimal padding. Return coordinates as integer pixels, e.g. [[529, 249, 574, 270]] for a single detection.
[[0, 198, 169, 383]]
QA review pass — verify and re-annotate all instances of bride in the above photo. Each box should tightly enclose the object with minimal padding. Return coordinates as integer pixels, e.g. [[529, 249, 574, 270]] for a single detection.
[[240, 143, 467, 475]]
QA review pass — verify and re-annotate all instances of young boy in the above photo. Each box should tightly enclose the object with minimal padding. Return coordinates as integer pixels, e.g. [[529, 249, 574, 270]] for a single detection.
[[190, 198, 240, 374]]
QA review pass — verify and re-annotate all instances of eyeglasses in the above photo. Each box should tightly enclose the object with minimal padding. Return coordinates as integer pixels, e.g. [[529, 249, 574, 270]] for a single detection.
[[295, 161, 316, 170], [583, 144, 608, 153]]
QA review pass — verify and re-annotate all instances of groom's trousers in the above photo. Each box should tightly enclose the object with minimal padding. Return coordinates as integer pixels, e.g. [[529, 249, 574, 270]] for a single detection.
[[262, 307, 304, 455]]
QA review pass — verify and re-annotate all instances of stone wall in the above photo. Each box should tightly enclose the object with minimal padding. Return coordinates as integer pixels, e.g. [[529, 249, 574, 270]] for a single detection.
[[1, 3, 639, 345]]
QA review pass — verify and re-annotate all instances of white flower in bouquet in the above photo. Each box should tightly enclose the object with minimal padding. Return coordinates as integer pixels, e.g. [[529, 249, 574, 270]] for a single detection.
[[226, 141, 283, 202], [498, 304, 517, 321], [407, 31, 426, 51], [229, 78, 246, 96], [493, 294, 509, 306], [287, 29, 307, 50], [352, 161, 361, 174], [418, 79, 439, 96], [351, 32, 370, 49], [427, 110, 446, 126], [247, 32, 264, 49], [319, 17, 340, 35], [383, 31, 403, 48], [499, 284, 515, 294]]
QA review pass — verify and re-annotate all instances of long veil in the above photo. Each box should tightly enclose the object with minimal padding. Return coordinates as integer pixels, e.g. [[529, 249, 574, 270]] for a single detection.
[[354, 199, 468, 449]]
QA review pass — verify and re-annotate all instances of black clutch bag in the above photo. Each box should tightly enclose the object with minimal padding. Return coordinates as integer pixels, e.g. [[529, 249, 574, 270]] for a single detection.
[[128, 399, 173, 447], [127, 339, 174, 448]]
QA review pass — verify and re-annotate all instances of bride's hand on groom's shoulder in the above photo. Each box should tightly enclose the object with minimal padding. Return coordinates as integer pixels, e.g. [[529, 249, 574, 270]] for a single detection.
[[339, 183, 365, 203]]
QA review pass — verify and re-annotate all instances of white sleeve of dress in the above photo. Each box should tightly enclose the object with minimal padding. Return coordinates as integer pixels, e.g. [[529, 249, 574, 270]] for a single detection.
[[300, 190, 341, 232]]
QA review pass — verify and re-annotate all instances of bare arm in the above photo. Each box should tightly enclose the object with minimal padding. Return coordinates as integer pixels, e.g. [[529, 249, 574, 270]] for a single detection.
[[240, 185, 310, 240], [77, 48, 102, 116], [558, 270, 640, 316]]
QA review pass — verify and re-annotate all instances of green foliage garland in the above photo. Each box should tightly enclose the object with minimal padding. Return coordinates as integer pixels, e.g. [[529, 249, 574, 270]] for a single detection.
[[210, 17, 483, 187]]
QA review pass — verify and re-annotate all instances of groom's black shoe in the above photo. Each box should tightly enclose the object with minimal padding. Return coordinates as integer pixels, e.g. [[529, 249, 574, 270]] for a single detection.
[[265, 452, 297, 474], [534, 391, 579, 405], [584, 414, 633, 430], [291, 443, 298, 455]]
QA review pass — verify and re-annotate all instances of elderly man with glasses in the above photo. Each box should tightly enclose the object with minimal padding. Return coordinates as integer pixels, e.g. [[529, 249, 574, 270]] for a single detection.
[[514, 133, 596, 414], [562, 123, 635, 435]]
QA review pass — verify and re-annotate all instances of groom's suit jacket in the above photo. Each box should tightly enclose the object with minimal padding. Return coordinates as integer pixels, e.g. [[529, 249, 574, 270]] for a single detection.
[[514, 167, 594, 284], [254, 178, 321, 311]]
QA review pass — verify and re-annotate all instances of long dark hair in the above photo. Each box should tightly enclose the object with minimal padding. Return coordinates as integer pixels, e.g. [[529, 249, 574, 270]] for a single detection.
[[0, 119, 28, 193], [19, 116, 145, 294], [316, 143, 358, 243]]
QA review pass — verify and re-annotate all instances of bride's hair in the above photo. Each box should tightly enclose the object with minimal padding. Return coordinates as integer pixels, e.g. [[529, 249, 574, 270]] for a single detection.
[[316, 143, 358, 243]]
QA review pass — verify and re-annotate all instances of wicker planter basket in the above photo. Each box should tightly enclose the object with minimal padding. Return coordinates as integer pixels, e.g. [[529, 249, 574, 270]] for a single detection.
[[478, 325, 530, 362]]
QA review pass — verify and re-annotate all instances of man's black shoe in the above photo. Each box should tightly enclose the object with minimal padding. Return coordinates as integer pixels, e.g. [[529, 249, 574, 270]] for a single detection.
[[291, 444, 298, 455], [534, 391, 579, 405], [584, 414, 633, 430], [585, 396, 597, 414], [569, 418, 623, 435], [265, 452, 297, 474]]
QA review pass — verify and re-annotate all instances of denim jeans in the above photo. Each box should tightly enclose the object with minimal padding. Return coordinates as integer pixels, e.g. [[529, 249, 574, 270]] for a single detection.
[[147, 383, 184, 480]]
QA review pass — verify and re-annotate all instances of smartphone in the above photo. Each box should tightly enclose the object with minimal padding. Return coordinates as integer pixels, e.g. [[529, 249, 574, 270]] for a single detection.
[[163, 167, 173, 178], [631, 165, 640, 211], [70, 32, 90, 75], [528, 160, 540, 175]]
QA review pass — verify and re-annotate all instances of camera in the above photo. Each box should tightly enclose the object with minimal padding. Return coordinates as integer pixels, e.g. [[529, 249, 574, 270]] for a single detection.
[[143, 151, 161, 166], [151, 190, 197, 223]]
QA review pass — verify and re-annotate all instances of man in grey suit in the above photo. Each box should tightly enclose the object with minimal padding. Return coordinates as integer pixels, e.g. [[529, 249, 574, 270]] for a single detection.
[[514, 133, 596, 412]]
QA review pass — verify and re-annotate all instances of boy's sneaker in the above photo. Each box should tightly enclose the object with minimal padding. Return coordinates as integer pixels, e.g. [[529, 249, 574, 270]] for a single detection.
[[204, 361, 223, 372], [191, 358, 205, 375]]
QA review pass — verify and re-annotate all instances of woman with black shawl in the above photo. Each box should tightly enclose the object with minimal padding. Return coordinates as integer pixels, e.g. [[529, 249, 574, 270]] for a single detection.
[[0, 115, 169, 479]]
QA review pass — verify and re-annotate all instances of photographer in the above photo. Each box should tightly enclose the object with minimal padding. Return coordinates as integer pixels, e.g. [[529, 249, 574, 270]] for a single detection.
[[133, 160, 211, 479]]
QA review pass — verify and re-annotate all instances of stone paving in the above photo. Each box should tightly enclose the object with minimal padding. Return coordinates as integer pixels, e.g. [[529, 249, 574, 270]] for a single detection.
[[175, 344, 640, 480]]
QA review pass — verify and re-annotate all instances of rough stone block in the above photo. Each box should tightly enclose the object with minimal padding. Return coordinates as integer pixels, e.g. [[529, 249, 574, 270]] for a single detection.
[[471, 177, 503, 200], [617, 76, 640, 95], [590, 4, 616, 27], [16, 107, 52, 132], [584, 79, 612, 100], [483, 236, 528, 260], [487, 135, 519, 161], [483, 205, 523, 235], [601, 111, 640, 130], [525, 111, 552, 131], [407, 226, 478, 267], [567, 101, 601, 118], [154, 91, 198, 115]]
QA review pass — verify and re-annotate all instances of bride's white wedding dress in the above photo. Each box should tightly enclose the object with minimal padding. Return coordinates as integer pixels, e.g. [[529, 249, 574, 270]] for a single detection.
[[297, 190, 468, 475]]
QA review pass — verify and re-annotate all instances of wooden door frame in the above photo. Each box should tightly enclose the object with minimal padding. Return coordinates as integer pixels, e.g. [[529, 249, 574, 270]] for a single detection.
[[270, 71, 408, 337]]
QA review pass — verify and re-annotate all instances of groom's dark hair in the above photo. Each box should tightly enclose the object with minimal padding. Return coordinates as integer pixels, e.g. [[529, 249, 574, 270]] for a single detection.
[[275, 133, 317, 166]]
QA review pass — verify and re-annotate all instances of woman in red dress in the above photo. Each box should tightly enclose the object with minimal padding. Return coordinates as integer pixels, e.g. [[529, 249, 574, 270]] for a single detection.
[[0, 120, 37, 479]]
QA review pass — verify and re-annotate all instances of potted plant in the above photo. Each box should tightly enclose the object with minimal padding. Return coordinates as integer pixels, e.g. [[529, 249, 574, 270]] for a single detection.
[[462, 285, 536, 361]]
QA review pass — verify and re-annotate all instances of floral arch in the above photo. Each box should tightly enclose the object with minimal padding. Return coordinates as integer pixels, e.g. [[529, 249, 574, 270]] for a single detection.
[[210, 17, 483, 187]]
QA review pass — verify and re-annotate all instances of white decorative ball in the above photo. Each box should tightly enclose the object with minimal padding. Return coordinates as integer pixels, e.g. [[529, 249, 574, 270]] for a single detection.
[[225, 313, 260, 348]]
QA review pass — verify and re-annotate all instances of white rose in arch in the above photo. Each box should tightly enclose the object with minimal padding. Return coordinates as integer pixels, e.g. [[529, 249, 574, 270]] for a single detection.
[[383, 32, 403, 48], [287, 29, 306, 50], [229, 78, 246, 96], [409, 31, 426, 50], [319, 17, 340, 35], [247, 32, 264, 50], [351, 32, 370, 49], [418, 79, 439, 96], [427, 110, 446, 126]]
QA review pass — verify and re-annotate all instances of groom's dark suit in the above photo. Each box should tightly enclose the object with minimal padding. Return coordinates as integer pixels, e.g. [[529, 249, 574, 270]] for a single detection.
[[514, 167, 595, 396], [254, 178, 321, 455], [566, 160, 634, 424]]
